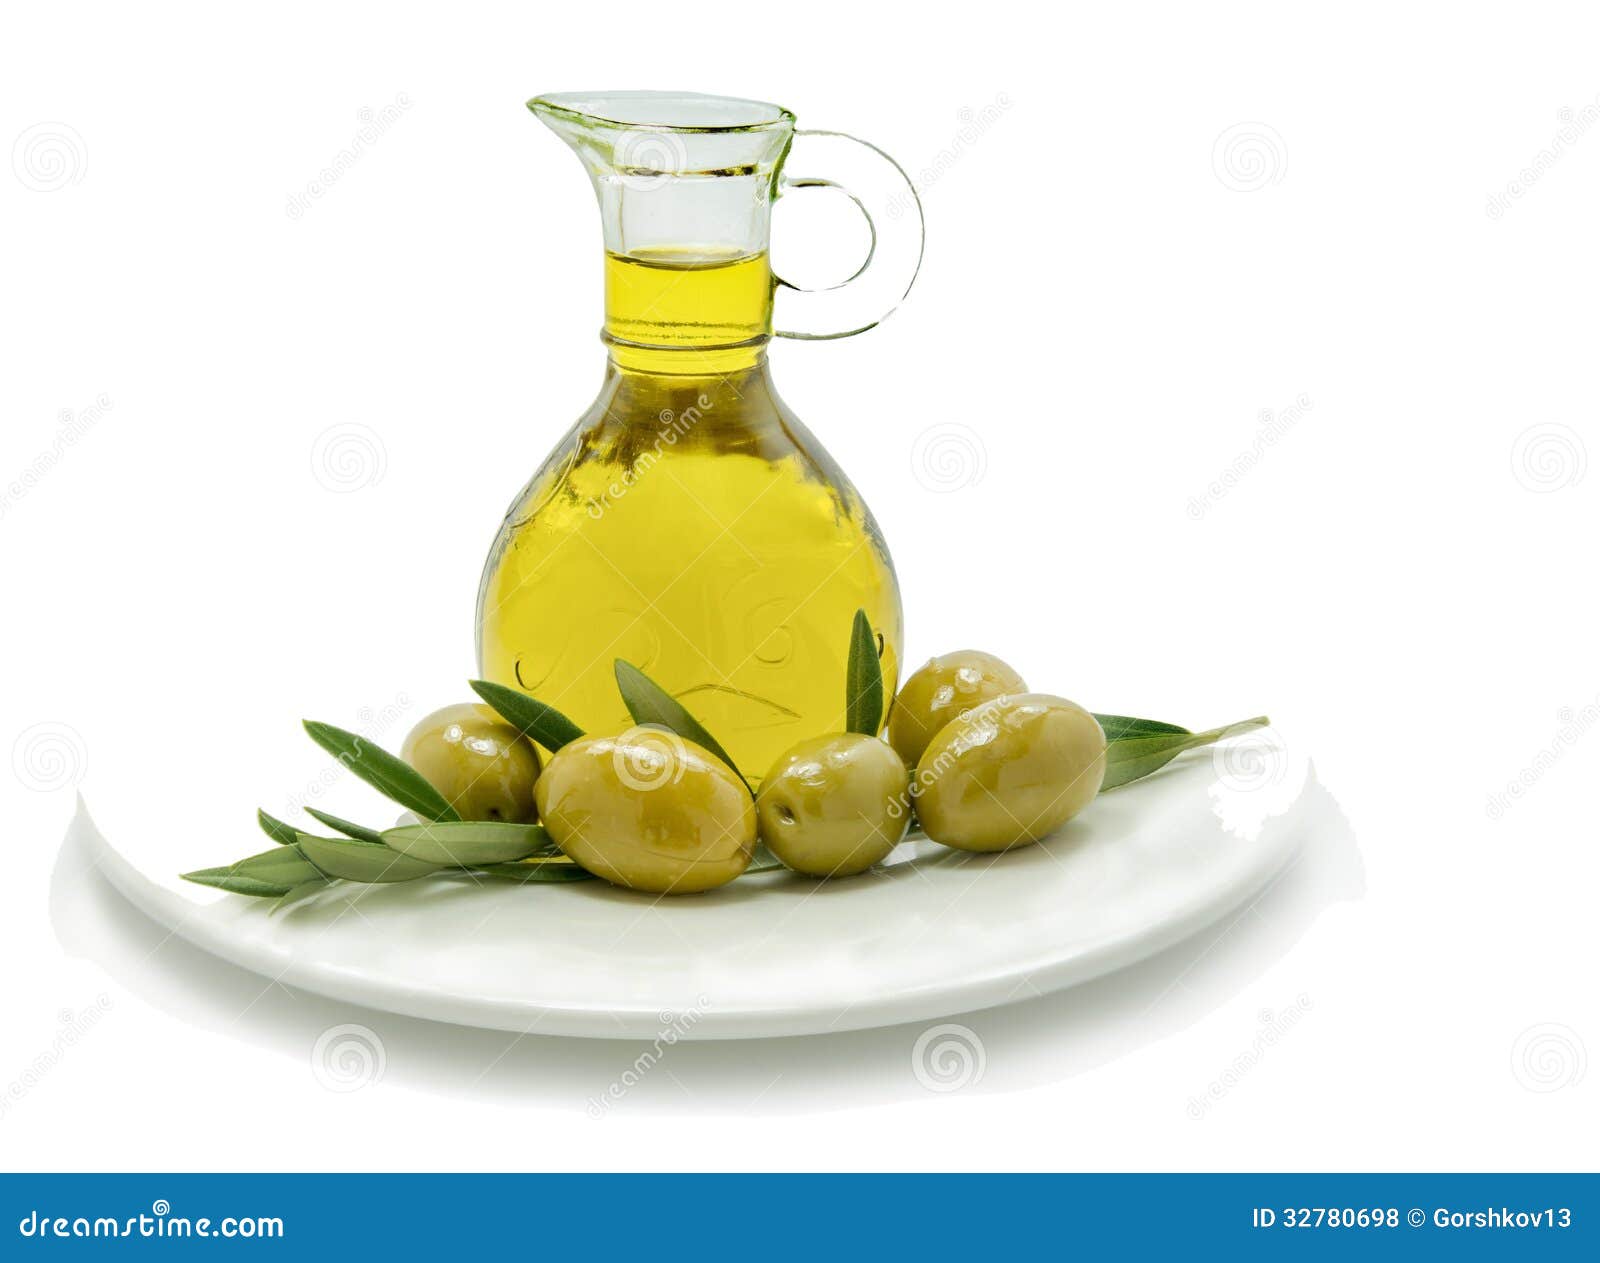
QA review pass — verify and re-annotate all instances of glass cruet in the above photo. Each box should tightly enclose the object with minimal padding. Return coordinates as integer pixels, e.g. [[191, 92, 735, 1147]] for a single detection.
[[476, 90, 925, 783]]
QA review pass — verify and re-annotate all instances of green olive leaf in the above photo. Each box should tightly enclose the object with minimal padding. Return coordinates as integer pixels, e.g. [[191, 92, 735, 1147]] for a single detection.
[[382, 820, 550, 866], [469, 679, 585, 752], [295, 832, 447, 883], [181, 871, 304, 898], [256, 808, 301, 847], [612, 659, 752, 794], [304, 807, 386, 845], [845, 609, 884, 738], [182, 844, 325, 897], [1100, 715, 1270, 791], [302, 720, 460, 823], [466, 858, 595, 883], [1092, 713, 1191, 742]]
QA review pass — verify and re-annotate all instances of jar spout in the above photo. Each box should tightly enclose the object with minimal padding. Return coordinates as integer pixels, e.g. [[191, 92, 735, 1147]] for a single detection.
[[527, 91, 795, 262]]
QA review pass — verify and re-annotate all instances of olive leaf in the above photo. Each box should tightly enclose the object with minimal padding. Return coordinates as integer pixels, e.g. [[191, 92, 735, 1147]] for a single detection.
[[182, 872, 306, 899], [296, 832, 447, 884], [302, 720, 460, 823], [304, 807, 386, 845], [469, 679, 585, 752], [1100, 715, 1270, 791], [467, 858, 595, 883], [182, 845, 325, 897], [383, 820, 550, 866], [844, 609, 884, 738], [1092, 713, 1190, 742], [612, 659, 752, 793], [256, 808, 301, 848]]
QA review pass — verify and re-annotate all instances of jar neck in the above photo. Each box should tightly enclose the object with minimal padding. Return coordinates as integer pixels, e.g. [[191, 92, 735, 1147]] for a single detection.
[[602, 247, 774, 375]]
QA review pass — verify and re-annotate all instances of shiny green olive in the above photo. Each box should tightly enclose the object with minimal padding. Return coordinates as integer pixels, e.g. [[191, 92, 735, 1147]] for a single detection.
[[887, 650, 1028, 769], [913, 694, 1106, 853], [756, 734, 910, 877], [400, 703, 542, 823], [534, 730, 755, 894]]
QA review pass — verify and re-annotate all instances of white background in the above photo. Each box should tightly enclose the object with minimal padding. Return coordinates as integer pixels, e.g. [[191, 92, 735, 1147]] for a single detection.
[[2, 0, 1596, 1170]]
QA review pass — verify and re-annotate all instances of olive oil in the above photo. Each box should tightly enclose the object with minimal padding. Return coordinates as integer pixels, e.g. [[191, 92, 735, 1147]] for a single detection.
[[477, 249, 902, 782], [604, 248, 773, 358]]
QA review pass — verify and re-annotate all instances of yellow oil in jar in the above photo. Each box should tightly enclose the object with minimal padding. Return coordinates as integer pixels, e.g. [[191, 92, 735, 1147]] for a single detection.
[[476, 249, 902, 783]]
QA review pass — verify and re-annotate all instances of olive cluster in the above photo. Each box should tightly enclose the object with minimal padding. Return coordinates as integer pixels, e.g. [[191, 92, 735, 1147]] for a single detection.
[[399, 650, 1107, 896]]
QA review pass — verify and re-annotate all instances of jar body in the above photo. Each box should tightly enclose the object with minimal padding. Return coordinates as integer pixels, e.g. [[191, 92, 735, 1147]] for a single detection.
[[476, 362, 902, 783]]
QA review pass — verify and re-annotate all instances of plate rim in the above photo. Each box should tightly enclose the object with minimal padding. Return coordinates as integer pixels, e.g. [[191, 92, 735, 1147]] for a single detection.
[[76, 793, 1303, 1041]]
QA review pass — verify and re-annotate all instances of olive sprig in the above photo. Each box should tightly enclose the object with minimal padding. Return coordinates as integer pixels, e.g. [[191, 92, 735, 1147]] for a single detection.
[[185, 611, 1268, 899]]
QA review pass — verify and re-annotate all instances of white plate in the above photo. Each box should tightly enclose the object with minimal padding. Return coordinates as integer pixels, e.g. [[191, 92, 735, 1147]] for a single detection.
[[80, 741, 1309, 1040]]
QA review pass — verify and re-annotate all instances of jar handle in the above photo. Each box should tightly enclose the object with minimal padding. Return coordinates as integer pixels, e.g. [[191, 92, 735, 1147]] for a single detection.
[[772, 129, 925, 341]]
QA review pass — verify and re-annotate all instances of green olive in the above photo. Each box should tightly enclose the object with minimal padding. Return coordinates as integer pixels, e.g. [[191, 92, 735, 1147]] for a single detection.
[[913, 693, 1106, 853], [756, 734, 910, 877], [534, 730, 755, 893], [887, 650, 1028, 769], [400, 703, 542, 823]]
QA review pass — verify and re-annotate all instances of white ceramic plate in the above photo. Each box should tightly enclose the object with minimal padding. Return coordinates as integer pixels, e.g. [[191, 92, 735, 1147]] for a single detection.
[[81, 740, 1309, 1040]]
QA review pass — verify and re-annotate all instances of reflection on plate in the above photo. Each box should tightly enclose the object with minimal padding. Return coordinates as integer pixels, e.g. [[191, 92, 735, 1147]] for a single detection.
[[81, 742, 1311, 1040]]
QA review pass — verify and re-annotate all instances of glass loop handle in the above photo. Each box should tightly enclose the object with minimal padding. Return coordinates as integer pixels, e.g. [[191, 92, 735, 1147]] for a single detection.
[[772, 129, 926, 341]]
